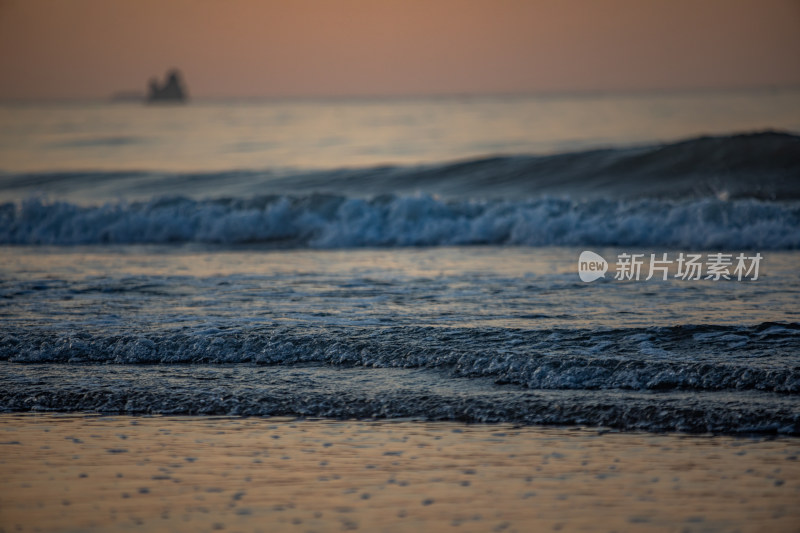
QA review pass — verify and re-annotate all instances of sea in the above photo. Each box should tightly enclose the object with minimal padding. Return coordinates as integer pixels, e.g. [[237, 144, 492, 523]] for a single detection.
[[1, 89, 799, 435]]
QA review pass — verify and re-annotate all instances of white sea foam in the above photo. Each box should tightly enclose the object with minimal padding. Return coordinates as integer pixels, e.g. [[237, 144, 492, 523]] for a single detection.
[[2, 194, 798, 249]]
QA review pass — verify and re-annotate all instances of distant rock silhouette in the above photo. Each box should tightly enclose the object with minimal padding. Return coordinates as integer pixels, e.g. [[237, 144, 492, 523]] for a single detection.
[[147, 69, 188, 103]]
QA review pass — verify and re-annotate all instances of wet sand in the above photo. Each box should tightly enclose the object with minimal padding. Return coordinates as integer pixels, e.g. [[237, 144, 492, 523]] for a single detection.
[[0, 414, 798, 533]]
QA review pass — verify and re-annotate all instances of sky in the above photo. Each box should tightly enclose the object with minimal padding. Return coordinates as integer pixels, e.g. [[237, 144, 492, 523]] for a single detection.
[[0, 0, 798, 100]]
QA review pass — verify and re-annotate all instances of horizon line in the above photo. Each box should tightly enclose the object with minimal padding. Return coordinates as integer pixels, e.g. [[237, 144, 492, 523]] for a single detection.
[[2, 84, 800, 105]]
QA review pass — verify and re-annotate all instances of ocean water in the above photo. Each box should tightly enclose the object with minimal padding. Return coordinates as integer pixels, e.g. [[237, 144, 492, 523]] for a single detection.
[[1, 90, 799, 434]]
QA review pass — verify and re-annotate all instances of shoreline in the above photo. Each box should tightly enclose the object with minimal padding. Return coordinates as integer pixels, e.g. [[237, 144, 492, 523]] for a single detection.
[[1, 413, 798, 532]]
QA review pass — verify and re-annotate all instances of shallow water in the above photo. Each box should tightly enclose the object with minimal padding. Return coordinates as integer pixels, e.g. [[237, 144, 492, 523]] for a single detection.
[[1, 246, 797, 433]]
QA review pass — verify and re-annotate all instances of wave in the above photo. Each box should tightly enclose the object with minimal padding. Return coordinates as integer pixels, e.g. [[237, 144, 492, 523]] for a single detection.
[[2, 193, 799, 249], [2, 322, 798, 433], [375, 130, 800, 201], [2, 322, 798, 394], [2, 363, 797, 434], [1, 131, 799, 203]]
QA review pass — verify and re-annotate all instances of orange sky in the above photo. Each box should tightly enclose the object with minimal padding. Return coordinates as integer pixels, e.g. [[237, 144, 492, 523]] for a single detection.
[[0, 0, 798, 100]]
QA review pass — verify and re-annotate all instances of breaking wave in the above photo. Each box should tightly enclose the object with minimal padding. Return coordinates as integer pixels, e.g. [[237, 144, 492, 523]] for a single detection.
[[3, 131, 799, 249], [2, 194, 799, 249]]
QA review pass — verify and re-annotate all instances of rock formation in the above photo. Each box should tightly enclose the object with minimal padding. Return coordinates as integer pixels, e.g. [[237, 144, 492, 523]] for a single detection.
[[147, 69, 188, 103]]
